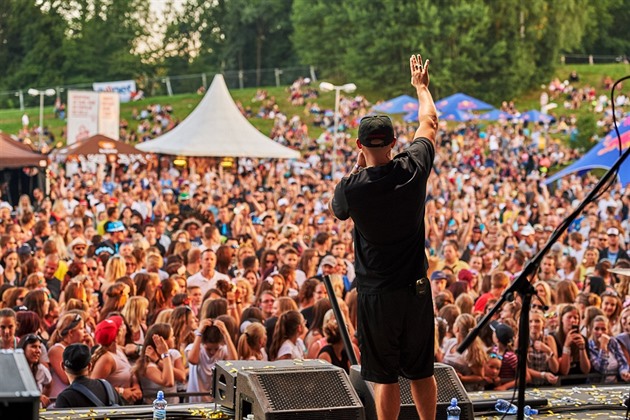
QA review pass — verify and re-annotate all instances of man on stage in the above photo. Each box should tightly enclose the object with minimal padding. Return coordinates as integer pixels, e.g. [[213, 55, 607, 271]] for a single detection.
[[331, 54, 438, 419]]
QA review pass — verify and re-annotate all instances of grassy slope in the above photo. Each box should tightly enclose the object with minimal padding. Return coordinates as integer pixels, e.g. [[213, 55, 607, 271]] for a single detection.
[[0, 63, 628, 145]]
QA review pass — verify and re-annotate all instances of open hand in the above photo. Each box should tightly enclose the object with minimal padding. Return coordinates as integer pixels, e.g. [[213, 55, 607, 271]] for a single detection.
[[410, 54, 430, 89]]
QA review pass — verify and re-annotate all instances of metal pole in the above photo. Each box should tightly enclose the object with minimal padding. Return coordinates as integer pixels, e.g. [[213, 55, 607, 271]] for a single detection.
[[39, 92, 44, 148], [332, 87, 340, 177], [238, 71, 244, 89], [201, 73, 207, 89], [17, 90, 24, 111]]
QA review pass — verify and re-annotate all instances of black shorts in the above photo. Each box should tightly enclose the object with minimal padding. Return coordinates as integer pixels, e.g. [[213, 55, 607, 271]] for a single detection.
[[357, 283, 435, 384]]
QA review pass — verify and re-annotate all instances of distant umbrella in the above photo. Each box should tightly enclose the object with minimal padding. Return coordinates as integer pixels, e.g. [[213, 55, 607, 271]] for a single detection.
[[520, 110, 554, 124], [477, 109, 513, 121], [372, 94, 419, 114], [436, 92, 493, 111]]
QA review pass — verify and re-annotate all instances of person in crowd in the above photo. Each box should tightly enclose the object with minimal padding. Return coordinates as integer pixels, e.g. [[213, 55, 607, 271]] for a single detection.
[[269, 310, 307, 361], [19, 334, 52, 406], [55, 343, 122, 408], [552, 304, 591, 384], [0, 307, 17, 350], [526, 310, 559, 386], [186, 318, 237, 403], [134, 323, 178, 404], [237, 321, 268, 361], [442, 313, 486, 391], [90, 315, 142, 404], [588, 315, 630, 383]]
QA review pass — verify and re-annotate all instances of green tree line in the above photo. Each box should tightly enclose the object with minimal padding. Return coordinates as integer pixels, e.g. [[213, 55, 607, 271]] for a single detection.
[[0, 0, 628, 104]]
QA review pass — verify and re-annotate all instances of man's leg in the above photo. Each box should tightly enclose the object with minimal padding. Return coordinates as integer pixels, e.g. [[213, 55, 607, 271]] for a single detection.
[[410, 375, 437, 420], [374, 382, 401, 420]]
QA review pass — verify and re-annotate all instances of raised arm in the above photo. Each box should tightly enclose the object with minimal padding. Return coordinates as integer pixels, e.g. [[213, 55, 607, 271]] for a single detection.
[[410, 54, 438, 148]]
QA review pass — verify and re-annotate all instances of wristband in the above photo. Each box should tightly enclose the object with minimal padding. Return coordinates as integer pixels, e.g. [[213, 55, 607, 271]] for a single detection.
[[160, 352, 171, 359], [540, 372, 547, 381], [562, 346, 571, 355], [194, 330, 202, 337]]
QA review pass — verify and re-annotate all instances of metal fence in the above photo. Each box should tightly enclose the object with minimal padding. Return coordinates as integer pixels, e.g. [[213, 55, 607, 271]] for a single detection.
[[560, 54, 629, 65], [0, 65, 316, 110]]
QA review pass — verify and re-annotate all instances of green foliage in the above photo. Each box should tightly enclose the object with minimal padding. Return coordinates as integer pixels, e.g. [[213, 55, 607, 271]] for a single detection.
[[575, 113, 597, 151]]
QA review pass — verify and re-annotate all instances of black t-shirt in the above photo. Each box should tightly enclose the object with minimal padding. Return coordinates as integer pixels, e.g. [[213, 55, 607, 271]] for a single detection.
[[55, 376, 122, 408], [332, 138, 434, 292]]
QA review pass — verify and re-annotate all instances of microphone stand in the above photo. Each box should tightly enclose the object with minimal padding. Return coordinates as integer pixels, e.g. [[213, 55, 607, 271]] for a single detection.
[[458, 143, 630, 420], [323, 275, 359, 365]]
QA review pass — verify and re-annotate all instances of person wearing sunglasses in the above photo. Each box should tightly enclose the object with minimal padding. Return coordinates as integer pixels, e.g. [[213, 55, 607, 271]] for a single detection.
[[48, 312, 91, 400]]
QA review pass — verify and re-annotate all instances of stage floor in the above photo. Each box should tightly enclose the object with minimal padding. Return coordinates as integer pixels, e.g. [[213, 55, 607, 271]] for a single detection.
[[40, 385, 629, 419]]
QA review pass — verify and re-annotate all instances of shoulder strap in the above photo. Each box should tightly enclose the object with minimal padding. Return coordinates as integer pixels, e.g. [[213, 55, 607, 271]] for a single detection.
[[98, 379, 119, 407], [69, 381, 105, 407]]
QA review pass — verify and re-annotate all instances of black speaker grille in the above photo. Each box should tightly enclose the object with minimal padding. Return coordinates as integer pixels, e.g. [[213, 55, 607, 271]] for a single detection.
[[266, 409, 362, 420], [434, 368, 468, 403], [256, 370, 357, 410]]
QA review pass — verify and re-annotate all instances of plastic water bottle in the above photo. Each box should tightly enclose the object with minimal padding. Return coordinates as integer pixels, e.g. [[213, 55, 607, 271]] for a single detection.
[[495, 398, 517, 414], [153, 391, 167, 420], [524, 405, 538, 417], [446, 398, 461, 420]]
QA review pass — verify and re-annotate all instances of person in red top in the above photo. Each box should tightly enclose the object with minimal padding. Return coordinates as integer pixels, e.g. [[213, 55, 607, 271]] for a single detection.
[[474, 271, 509, 313]]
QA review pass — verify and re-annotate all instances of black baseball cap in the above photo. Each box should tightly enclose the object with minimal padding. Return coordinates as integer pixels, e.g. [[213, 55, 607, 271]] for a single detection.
[[358, 116, 395, 147], [63, 343, 91, 372]]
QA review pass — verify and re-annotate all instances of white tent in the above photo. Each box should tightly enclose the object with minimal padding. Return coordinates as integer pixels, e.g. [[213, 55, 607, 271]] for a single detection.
[[136, 74, 300, 159]]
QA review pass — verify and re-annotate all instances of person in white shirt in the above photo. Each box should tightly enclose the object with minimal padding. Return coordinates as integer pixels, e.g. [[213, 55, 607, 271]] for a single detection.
[[186, 249, 230, 297]]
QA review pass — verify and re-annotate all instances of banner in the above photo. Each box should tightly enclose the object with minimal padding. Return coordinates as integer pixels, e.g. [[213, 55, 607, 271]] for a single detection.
[[93, 79, 136, 103], [98, 92, 120, 140], [67, 91, 99, 145]]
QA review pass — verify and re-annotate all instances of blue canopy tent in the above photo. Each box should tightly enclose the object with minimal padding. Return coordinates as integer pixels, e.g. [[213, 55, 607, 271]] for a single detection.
[[478, 109, 514, 121], [372, 94, 418, 114], [404, 104, 474, 122], [520, 109, 554, 124], [545, 128, 630, 187], [435, 93, 493, 111]]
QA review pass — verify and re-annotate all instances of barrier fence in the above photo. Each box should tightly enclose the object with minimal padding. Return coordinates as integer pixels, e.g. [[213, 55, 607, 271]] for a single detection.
[[0, 65, 316, 110]]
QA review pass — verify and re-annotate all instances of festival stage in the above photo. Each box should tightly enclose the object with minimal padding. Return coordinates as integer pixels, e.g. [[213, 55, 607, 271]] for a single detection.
[[39, 385, 629, 419]]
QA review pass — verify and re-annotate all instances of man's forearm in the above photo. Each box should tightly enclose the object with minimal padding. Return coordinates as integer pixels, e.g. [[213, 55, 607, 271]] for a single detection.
[[416, 86, 437, 126]]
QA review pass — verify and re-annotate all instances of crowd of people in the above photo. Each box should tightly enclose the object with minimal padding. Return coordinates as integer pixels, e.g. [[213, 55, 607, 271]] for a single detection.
[[0, 72, 629, 409]]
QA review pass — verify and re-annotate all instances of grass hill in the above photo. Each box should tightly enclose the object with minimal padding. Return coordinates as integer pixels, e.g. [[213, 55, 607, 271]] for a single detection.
[[0, 63, 628, 147]]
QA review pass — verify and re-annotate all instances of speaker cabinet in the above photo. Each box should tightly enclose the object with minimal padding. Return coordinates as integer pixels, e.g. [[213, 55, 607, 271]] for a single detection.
[[0, 350, 40, 420], [213, 359, 329, 409], [235, 363, 364, 420], [349, 363, 474, 420]]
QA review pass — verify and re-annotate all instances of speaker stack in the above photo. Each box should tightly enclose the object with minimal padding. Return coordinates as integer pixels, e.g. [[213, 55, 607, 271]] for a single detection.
[[0, 350, 40, 420]]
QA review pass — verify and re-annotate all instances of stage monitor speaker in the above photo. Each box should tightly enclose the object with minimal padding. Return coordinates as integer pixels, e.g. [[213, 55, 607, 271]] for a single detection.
[[349, 363, 474, 420], [0, 350, 40, 420], [213, 359, 329, 410], [235, 363, 364, 420]]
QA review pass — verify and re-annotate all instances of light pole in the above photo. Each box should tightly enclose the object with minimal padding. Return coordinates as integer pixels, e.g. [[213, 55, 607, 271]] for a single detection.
[[319, 81, 357, 178], [27, 88, 56, 149]]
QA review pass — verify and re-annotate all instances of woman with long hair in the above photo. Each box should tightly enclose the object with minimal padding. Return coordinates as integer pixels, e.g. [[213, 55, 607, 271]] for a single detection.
[[317, 309, 359, 373], [552, 304, 591, 384], [1, 250, 22, 286], [296, 249, 319, 284], [23, 289, 51, 340], [18, 334, 51, 407], [237, 322, 268, 361], [442, 313, 487, 391], [102, 255, 126, 293], [148, 277, 180, 324], [269, 310, 307, 361], [90, 316, 142, 403], [167, 231, 191, 258], [134, 323, 177, 404], [527, 310, 560, 386], [556, 280, 579, 305], [601, 291, 623, 334], [2, 286, 27, 309], [99, 282, 130, 322], [170, 305, 198, 358], [134, 272, 160, 301], [588, 315, 630, 383], [304, 298, 332, 350], [48, 311, 91, 399], [235, 278, 254, 308], [121, 296, 149, 345]]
